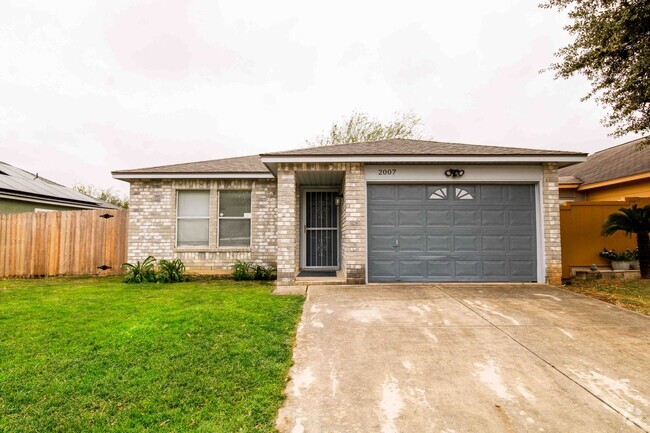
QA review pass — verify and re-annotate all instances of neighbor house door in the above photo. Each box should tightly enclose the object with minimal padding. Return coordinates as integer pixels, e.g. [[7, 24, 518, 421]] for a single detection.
[[302, 190, 339, 269]]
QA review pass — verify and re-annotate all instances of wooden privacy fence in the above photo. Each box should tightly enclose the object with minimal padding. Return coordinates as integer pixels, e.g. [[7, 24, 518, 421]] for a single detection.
[[0, 209, 128, 278], [560, 197, 650, 279]]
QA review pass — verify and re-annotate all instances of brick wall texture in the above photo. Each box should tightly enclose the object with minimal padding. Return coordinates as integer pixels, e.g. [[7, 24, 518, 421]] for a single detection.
[[542, 162, 562, 285], [127, 162, 562, 285], [128, 178, 277, 270]]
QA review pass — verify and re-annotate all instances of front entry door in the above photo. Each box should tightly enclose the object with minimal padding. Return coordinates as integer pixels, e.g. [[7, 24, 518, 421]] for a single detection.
[[303, 190, 339, 269]]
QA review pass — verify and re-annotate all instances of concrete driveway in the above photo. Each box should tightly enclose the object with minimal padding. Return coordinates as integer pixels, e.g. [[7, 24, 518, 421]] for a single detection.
[[276, 284, 650, 433]]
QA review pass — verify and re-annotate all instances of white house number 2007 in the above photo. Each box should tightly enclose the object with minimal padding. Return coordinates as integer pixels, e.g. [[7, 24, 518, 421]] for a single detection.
[[378, 169, 396, 175]]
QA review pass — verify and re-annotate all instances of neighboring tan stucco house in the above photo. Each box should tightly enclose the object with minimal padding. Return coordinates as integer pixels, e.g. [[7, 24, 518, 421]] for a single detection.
[[559, 138, 650, 203], [0, 161, 117, 214], [112, 139, 586, 286]]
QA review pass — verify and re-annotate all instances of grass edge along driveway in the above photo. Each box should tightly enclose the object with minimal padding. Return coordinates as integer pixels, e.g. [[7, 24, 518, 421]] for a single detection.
[[564, 278, 650, 316], [0, 277, 304, 433]]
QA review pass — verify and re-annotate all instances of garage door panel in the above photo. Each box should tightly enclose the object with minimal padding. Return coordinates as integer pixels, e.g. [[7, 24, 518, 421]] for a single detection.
[[480, 185, 506, 202], [453, 209, 479, 226], [399, 260, 427, 279], [509, 209, 535, 226], [508, 185, 535, 203], [454, 235, 479, 252], [369, 259, 398, 279], [369, 208, 397, 228], [509, 235, 535, 252], [426, 209, 451, 227], [456, 260, 481, 277], [369, 185, 397, 202], [483, 260, 507, 277], [428, 260, 453, 278], [368, 184, 537, 282], [482, 209, 506, 227], [398, 209, 425, 226], [399, 234, 425, 252], [482, 235, 506, 252], [427, 234, 452, 252], [398, 185, 424, 201], [370, 234, 397, 252], [511, 260, 536, 277]]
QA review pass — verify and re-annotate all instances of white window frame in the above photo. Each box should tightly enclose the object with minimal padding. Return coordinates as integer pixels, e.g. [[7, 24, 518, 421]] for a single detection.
[[218, 190, 252, 248], [176, 190, 210, 247]]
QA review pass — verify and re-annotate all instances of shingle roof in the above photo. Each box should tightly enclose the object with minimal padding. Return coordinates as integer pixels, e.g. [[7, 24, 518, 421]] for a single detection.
[[261, 138, 586, 157], [0, 161, 112, 207], [559, 138, 650, 186], [113, 139, 586, 178], [112, 154, 269, 175]]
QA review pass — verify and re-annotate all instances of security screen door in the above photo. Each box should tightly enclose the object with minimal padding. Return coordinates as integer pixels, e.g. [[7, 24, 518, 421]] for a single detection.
[[303, 191, 339, 269]]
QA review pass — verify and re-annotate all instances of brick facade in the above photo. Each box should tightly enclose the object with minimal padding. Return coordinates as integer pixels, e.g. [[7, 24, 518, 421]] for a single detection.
[[274, 162, 367, 285], [128, 178, 276, 270], [341, 163, 366, 284], [127, 162, 563, 285], [543, 162, 562, 285]]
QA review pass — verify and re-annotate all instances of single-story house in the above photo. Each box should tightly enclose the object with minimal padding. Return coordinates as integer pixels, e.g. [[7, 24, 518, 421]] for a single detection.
[[0, 161, 117, 213], [112, 139, 586, 286], [559, 137, 650, 202]]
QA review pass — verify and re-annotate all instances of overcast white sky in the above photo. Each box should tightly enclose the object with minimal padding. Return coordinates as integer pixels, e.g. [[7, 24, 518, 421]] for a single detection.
[[0, 0, 639, 195]]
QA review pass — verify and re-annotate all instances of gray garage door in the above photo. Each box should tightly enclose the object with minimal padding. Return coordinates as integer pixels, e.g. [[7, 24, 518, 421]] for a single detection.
[[367, 184, 537, 282]]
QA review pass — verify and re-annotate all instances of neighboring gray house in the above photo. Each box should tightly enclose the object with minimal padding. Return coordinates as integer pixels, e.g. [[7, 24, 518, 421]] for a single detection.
[[112, 139, 586, 286], [0, 161, 116, 213]]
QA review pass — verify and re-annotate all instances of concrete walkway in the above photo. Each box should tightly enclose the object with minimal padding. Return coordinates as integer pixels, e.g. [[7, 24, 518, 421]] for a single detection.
[[277, 284, 650, 433]]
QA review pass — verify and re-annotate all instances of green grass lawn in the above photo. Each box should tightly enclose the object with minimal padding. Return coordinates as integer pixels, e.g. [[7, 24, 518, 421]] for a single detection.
[[565, 278, 650, 316], [0, 277, 304, 432]]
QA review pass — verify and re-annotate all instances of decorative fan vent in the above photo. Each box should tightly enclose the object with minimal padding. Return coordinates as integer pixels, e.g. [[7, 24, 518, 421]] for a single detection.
[[455, 188, 474, 200], [428, 187, 448, 200]]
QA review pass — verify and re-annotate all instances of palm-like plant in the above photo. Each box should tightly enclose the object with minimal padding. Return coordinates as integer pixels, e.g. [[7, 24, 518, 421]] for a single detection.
[[602, 204, 650, 278]]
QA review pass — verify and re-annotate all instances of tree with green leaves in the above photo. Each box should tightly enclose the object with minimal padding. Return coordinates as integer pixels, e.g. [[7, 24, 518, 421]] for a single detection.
[[541, 0, 649, 147], [307, 111, 424, 147], [602, 204, 650, 278], [73, 184, 129, 209]]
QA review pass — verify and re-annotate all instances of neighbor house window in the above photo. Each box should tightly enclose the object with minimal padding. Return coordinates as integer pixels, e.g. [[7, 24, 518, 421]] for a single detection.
[[219, 191, 251, 247], [177, 190, 210, 247]]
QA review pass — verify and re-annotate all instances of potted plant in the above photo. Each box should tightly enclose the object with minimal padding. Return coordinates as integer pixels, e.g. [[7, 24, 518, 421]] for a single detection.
[[602, 204, 650, 278], [599, 248, 635, 270]]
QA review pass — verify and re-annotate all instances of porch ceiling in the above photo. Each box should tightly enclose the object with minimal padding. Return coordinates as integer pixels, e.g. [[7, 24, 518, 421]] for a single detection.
[[295, 170, 344, 186]]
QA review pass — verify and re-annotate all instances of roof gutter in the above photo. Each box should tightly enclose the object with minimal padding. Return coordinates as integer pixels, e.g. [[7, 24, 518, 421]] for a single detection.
[[576, 172, 650, 191], [0, 193, 104, 209], [112, 172, 275, 180]]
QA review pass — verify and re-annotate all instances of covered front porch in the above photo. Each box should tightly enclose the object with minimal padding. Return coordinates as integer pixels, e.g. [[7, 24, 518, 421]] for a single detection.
[[275, 163, 367, 285]]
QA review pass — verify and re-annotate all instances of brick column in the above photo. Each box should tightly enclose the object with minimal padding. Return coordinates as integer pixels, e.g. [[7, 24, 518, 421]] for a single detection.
[[543, 163, 562, 285], [276, 165, 297, 284], [341, 163, 366, 284]]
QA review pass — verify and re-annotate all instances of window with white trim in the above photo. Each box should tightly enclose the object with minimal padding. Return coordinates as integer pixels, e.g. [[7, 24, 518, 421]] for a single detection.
[[176, 190, 210, 247], [219, 190, 251, 247]]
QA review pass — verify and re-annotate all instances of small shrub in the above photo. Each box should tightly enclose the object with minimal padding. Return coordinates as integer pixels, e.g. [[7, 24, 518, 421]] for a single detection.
[[233, 260, 254, 281], [122, 256, 157, 283], [599, 248, 636, 261], [254, 264, 277, 281], [157, 258, 186, 283], [232, 261, 276, 281]]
